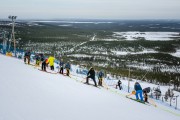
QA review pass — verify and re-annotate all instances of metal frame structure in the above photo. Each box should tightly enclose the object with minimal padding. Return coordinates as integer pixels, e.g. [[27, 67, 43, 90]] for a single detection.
[[8, 15, 17, 56]]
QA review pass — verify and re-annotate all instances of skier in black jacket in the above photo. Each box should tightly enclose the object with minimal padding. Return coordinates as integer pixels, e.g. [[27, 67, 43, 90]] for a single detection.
[[116, 80, 122, 90], [86, 67, 97, 87], [40, 54, 46, 71], [24, 50, 31, 64]]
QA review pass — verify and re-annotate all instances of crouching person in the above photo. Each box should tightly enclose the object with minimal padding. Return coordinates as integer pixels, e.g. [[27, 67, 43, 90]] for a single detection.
[[134, 82, 144, 102]]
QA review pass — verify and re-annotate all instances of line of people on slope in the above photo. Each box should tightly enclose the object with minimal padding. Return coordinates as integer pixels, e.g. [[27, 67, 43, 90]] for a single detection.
[[73, 65, 121, 89], [59, 59, 71, 76], [85, 67, 107, 87], [24, 51, 71, 76], [24, 51, 148, 102], [85, 67, 123, 89], [85, 67, 150, 104]]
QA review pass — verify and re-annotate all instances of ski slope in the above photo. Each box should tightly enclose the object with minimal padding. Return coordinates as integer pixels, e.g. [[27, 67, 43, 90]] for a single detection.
[[0, 54, 180, 120]]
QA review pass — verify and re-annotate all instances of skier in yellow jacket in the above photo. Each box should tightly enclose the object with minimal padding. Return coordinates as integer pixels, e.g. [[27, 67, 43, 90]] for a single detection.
[[48, 56, 55, 70]]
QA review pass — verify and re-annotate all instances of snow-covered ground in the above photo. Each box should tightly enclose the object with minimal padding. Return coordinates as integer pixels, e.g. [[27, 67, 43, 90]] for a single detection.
[[171, 49, 180, 58], [67, 54, 92, 58], [0, 54, 180, 120], [114, 32, 180, 41], [72, 66, 180, 108], [112, 49, 157, 55]]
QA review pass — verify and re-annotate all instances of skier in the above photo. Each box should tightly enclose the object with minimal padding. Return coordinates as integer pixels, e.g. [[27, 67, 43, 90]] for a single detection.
[[143, 91, 148, 103], [98, 70, 104, 86], [41, 54, 46, 71], [134, 82, 143, 101], [59, 59, 64, 74], [48, 55, 55, 70], [24, 50, 31, 64], [154, 85, 161, 99], [27, 50, 31, 64], [116, 80, 122, 90], [164, 91, 169, 101], [65, 62, 71, 76], [86, 67, 97, 87], [35, 54, 41, 66], [24, 51, 28, 63]]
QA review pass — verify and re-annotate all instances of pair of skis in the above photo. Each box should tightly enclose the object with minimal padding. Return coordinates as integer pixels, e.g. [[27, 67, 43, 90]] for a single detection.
[[38, 69, 57, 74], [84, 82, 101, 89], [126, 95, 156, 107]]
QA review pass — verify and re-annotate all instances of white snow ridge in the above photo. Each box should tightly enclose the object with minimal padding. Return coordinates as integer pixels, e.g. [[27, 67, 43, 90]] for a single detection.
[[0, 54, 179, 120]]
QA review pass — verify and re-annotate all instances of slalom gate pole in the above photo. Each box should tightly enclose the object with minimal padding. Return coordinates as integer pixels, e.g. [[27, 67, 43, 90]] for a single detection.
[[102, 79, 109, 89], [175, 95, 179, 109]]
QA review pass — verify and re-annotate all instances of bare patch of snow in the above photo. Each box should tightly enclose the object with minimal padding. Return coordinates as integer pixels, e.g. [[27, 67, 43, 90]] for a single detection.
[[171, 49, 180, 58], [112, 49, 157, 55], [67, 54, 92, 58]]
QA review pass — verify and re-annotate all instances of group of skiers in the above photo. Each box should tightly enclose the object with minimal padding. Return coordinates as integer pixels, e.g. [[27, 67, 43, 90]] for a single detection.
[[24, 51, 149, 103], [86, 68, 149, 102], [85, 67, 108, 87], [24, 51, 71, 76], [134, 82, 150, 103]]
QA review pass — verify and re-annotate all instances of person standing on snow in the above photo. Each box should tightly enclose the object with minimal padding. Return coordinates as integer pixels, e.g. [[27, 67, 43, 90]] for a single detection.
[[98, 70, 104, 86], [41, 54, 46, 71], [35, 54, 41, 66], [65, 62, 71, 76], [143, 91, 148, 103], [59, 59, 64, 74], [24, 50, 31, 64], [48, 55, 55, 70], [86, 67, 97, 87], [116, 80, 122, 90], [134, 82, 144, 101], [24, 51, 28, 64]]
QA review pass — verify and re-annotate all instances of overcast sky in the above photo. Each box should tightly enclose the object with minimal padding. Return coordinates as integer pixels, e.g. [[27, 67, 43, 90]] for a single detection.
[[0, 0, 180, 19]]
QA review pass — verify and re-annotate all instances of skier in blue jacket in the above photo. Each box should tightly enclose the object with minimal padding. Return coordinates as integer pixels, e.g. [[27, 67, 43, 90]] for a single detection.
[[134, 82, 143, 101], [98, 71, 104, 86], [65, 62, 71, 76]]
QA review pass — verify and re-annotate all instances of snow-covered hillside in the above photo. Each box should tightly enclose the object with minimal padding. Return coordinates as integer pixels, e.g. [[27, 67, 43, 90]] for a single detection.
[[0, 54, 180, 120]]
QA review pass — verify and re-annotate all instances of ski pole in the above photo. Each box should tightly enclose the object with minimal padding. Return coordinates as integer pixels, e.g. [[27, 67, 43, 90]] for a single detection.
[[149, 98, 157, 107]]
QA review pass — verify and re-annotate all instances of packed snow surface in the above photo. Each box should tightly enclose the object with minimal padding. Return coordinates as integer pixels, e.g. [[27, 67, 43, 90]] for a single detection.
[[0, 54, 179, 120]]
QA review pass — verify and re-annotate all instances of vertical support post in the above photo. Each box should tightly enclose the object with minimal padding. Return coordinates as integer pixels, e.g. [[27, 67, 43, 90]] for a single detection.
[[170, 97, 172, 106], [128, 68, 130, 93], [175, 95, 179, 109], [8, 15, 17, 56], [12, 19, 16, 56]]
